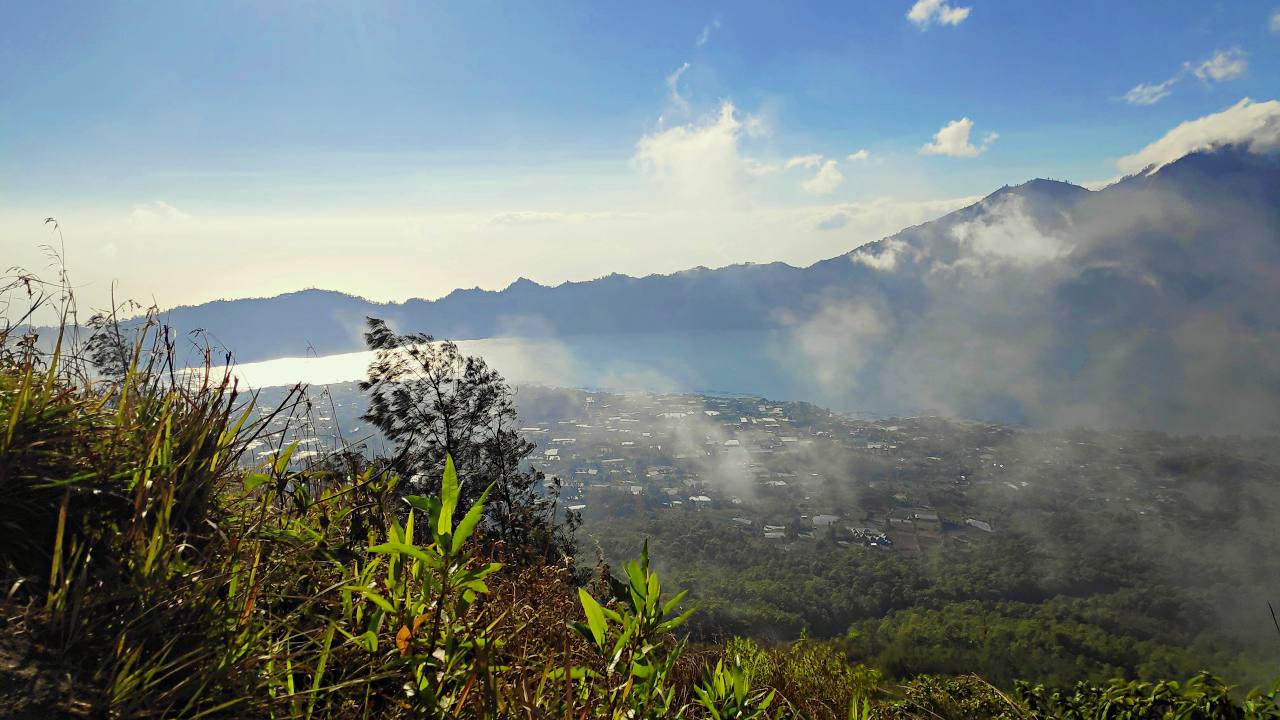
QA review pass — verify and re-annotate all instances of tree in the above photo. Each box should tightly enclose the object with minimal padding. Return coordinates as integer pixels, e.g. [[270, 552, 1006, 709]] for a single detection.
[[83, 308, 141, 384], [359, 317, 576, 563]]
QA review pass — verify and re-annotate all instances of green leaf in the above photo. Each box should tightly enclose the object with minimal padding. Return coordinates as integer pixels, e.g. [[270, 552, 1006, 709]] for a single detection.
[[626, 561, 647, 609], [662, 589, 689, 616], [404, 495, 433, 513], [656, 607, 695, 634], [451, 482, 493, 554], [243, 473, 271, 492], [368, 541, 439, 565], [569, 621, 596, 645], [545, 666, 592, 682], [405, 495, 442, 533], [273, 441, 299, 474], [599, 630, 632, 676], [344, 587, 395, 614], [629, 658, 656, 679], [305, 624, 335, 720], [608, 623, 634, 671], [438, 454, 459, 537], [577, 587, 607, 648], [357, 630, 378, 653]]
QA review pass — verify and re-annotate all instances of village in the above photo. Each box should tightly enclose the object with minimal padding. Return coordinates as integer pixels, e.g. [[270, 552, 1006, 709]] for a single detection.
[[247, 380, 1269, 559], [510, 386, 1006, 553]]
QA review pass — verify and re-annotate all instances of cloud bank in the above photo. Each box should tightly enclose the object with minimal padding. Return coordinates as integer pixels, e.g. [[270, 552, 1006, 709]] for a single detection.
[[1116, 98, 1280, 174]]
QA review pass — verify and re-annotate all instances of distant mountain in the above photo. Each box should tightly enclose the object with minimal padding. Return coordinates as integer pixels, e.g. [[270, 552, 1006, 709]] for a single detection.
[[128, 180, 1100, 361], [89, 145, 1280, 432]]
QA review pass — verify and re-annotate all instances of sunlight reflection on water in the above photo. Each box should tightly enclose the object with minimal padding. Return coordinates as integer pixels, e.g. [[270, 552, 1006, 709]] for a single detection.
[[209, 331, 816, 402]]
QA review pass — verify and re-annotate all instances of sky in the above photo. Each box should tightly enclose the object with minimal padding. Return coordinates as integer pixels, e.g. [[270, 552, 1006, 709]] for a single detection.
[[2, 0, 1279, 311]]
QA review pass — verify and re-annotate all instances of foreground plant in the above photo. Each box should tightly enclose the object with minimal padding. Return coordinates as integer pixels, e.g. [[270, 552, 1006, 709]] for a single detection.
[[342, 455, 503, 715], [566, 540, 695, 718], [693, 657, 778, 720], [1016, 671, 1280, 720]]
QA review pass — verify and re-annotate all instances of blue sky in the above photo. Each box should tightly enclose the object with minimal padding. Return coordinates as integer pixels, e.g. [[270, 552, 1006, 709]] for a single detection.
[[2, 1, 1278, 308]]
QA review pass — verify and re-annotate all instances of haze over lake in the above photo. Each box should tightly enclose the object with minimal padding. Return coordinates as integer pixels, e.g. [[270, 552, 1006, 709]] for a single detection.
[[221, 330, 899, 417]]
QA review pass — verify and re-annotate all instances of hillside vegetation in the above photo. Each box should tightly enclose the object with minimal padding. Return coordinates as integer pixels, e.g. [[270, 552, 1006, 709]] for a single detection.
[[3, 290, 1280, 718]]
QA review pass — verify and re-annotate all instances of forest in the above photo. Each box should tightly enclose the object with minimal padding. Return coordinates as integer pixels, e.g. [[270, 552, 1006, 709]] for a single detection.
[[589, 512, 1274, 690]]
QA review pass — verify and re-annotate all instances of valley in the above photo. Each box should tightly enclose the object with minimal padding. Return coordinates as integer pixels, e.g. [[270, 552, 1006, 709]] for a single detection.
[[251, 379, 1280, 688]]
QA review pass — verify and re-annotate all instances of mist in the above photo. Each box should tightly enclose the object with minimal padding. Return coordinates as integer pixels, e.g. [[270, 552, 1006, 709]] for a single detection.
[[780, 148, 1280, 434]]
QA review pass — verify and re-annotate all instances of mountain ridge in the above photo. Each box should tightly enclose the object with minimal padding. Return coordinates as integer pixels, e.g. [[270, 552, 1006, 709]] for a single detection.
[[47, 144, 1280, 432], [126, 176, 1103, 344]]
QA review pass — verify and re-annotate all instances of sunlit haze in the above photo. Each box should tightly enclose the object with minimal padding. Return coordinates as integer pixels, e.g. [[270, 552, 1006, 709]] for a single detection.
[[3, 2, 1278, 310]]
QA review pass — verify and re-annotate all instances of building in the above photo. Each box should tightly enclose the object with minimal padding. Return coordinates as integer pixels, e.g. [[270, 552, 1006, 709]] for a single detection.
[[965, 518, 994, 533]]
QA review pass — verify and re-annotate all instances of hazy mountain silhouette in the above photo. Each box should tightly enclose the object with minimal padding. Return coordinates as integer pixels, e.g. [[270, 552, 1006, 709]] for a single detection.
[[92, 145, 1280, 432]]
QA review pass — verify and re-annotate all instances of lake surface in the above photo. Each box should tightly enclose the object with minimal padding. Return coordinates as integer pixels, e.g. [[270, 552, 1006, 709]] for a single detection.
[[217, 330, 897, 417]]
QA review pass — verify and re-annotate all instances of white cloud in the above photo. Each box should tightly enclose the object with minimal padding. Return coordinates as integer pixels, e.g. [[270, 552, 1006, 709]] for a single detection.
[[1190, 47, 1248, 82], [634, 101, 760, 207], [696, 18, 720, 48], [801, 160, 844, 195], [949, 194, 1070, 268], [1079, 175, 1124, 191], [1124, 78, 1178, 106], [781, 299, 889, 396], [919, 117, 996, 157], [1124, 48, 1248, 106], [1272, 9, 1280, 33], [665, 62, 690, 114], [851, 238, 907, 271], [129, 200, 191, 225], [490, 211, 570, 225], [784, 153, 846, 194], [846, 149, 871, 162], [744, 159, 780, 176], [1116, 97, 1280, 175], [785, 153, 824, 170], [488, 211, 633, 226], [806, 195, 980, 237], [906, 0, 971, 28], [741, 113, 770, 139]]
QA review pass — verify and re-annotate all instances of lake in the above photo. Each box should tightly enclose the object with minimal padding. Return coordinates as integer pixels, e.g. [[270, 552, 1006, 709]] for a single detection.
[[216, 330, 899, 417]]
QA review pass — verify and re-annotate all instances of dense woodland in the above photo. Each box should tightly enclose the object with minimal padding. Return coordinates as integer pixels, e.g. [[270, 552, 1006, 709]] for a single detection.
[[590, 513, 1275, 690]]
